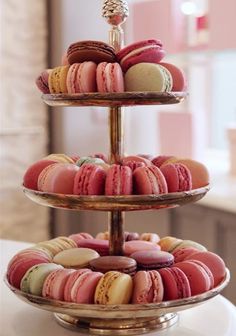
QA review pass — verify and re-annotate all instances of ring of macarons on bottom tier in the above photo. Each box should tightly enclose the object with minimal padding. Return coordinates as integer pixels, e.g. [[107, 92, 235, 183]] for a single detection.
[[23, 153, 210, 195], [6, 231, 228, 305], [36, 39, 186, 95]]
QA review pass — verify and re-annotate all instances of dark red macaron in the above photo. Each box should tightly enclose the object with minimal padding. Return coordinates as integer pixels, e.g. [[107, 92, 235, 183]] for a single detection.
[[89, 256, 137, 276], [67, 40, 116, 65]]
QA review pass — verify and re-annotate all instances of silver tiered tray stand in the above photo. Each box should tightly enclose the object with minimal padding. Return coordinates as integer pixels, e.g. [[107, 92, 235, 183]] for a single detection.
[[6, 1, 230, 335]]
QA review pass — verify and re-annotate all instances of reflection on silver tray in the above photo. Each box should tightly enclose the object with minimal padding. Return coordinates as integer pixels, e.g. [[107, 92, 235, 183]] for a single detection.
[[42, 91, 187, 107], [23, 186, 210, 212], [4, 269, 230, 335]]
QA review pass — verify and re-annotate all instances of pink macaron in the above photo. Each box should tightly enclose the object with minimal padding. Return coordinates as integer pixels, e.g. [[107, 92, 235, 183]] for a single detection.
[[77, 239, 109, 256], [7, 250, 50, 289], [42, 268, 75, 300], [96, 62, 124, 93], [73, 164, 106, 195], [23, 159, 57, 190], [133, 165, 168, 195], [172, 247, 200, 263], [158, 266, 191, 300], [35, 69, 51, 94], [63, 268, 103, 303], [38, 163, 79, 194], [105, 164, 133, 195], [124, 240, 161, 257], [132, 270, 164, 303], [66, 62, 97, 93], [160, 163, 192, 192], [117, 39, 166, 73], [151, 155, 175, 168], [122, 155, 152, 167], [159, 62, 187, 91], [185, 251, 226, 287], [174, 260, 212, 295], [68, 232, 94, 246]]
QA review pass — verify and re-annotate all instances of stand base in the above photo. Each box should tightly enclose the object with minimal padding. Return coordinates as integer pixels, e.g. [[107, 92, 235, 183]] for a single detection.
[[54, 312, 178, 335]]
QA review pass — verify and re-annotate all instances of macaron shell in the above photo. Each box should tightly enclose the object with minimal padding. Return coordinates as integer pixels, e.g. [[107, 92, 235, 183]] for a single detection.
[[160, 163, 192, 192], [185, 251, 226, 286], [130, 250, 174, 269], [133, 165, 168, 195], [70, 271, 103, 303], [105, 164, 133, 195], [125, 63, 172, 92], [172, 247, 200, 263], [53, 248, 100, 268], [67, 40, 116, 64], [77, 239, 109, 256], [95, 271, 133, 304], [42, 268, 75, 300], [174, 261, 211, 295], [132, 270, 164, 304], [160, 62, 186, 91], [89, 256, 137, 275], [38, 163, 79, 194], [73, 164, 106, 195], [124, 240, 161, 256]]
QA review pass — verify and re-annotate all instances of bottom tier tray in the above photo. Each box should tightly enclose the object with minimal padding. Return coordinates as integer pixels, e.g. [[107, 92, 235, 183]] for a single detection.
[[5, 269, 230, 335], [23, 186, 210, 211]]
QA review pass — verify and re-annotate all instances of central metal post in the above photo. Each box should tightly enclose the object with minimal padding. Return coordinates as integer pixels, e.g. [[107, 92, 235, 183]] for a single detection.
[[102, 0, 129, 255]]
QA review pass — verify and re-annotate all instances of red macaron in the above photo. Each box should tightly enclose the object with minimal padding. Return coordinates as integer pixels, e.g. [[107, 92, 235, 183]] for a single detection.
[[105, 164, 133, 195], [73, 164, 106, 195], [160, 163, 192, 192]]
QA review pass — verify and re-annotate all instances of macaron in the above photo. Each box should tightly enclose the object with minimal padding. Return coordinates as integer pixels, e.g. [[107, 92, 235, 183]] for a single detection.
[[160, 163, 192, 192], [67, 40, 116, 64], [158, 266, 191, 300], [96, 62, 124, 93], [133, 165, 168, 195], [89, 256, 137, 276], [43, 153, 75, 164], [152, 155, 175, 168], [162, 158, 209, 189], [76, 157, 109, 170], [73, 164, 106, 195], [124, 240, 161, 257], [36, 236, 77, 257], [94, 271, 133, 304], [174, 260, 212, 295], [185, 251, 226, 286], [42, 268, 75, 300], [66, 62, 97, 93], [20, 263, 63, 295], [117, 39, 165, 73], [23, 159, 57, 190], [7, 251, 50, 289], [35, 69, 51, 94], [76, 239, 109, 256], [160, 62, 187, 91], [53, 247, 100, 268], [65, 269, 103, 304], [125, 231, 140, 241], [68, 232, 94, 246], [158, 236, 183, 253], [130, 250, 174, 270], [140, 232, 160, 243], [64, 269, 91, 301], [122, 155, 152, 166], [132, 270, 164, 303], [48, 65, 70, 94], [105, 164, 133, 195], [173, 240, 207, 253], [172, 247, 200, 263], [38, 163, 79, 194], [125, 63, 173, 92]]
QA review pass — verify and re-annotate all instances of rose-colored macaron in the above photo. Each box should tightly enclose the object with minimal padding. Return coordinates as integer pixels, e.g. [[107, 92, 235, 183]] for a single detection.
[[73, 164, 106, 195], [105, 164, 133, 195], [124, 240, 161, 257], [96, 62, 124, 93]]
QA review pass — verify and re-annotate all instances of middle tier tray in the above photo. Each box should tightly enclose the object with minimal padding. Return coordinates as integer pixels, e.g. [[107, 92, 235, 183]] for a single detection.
[[42, 91, 187, 107], [23, 186, 209, 211]]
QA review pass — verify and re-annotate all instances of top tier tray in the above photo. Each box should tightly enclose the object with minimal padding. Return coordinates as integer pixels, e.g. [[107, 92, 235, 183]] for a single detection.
[[42, 92, 187, 107]]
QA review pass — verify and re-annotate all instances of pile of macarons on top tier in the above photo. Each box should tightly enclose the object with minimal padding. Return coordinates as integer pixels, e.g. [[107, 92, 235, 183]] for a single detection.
[[7, 231, 227, 305], [23, 153, 209, 195], [36, 39, 186, 94]]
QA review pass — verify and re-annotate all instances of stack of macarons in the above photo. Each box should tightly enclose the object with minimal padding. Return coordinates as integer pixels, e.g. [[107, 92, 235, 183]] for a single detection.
[[35, 39, 186, 94], [23, 153, 209, 195], [7, 232, 227, 304]]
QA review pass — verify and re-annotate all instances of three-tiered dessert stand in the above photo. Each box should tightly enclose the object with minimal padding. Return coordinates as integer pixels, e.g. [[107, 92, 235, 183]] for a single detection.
[[7, 1, 229, 334]]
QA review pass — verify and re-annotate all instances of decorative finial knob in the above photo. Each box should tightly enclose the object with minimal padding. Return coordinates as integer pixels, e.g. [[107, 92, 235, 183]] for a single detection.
[[102, 0, 129, 26]]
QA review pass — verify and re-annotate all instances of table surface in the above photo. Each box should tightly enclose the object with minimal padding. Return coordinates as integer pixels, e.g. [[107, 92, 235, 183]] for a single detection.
[[1, 239, 236, 336]]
